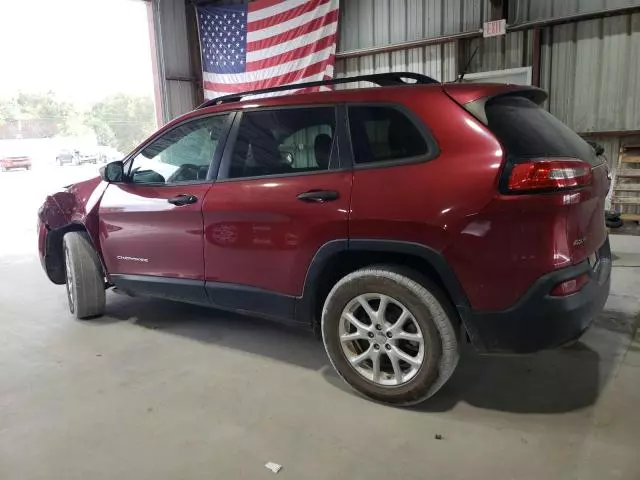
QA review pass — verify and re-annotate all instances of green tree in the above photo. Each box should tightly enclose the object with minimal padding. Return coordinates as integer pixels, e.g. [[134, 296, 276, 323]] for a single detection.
[[0, 98, 15, 125], [0, 91, 75, 138], [16, 91, 75, 133], [85, 94, 156, 153]]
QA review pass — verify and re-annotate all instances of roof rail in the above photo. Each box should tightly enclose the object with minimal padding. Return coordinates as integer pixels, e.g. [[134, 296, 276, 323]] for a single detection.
[[197, 72, 439, 109]]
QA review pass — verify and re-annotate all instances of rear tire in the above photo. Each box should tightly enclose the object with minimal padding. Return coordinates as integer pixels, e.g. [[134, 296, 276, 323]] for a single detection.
[[321, 265, 459, 406], [63, 232, 106, 319]]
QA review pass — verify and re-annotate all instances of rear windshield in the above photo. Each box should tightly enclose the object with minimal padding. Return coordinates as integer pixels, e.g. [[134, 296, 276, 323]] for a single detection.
[[485, 96, 601, 166]]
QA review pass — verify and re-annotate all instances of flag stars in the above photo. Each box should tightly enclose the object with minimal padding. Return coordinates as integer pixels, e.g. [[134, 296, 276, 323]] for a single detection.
[[199, 6, 247, 74]]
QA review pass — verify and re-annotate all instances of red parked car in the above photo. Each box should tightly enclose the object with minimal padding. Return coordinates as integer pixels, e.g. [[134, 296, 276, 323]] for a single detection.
[[37, 73, 612, 405], [1, 154, 31, 171]]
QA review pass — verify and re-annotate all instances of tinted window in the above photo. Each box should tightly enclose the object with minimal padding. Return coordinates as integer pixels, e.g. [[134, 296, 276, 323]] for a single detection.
[[348, 106, 429, 164], [228, 107, 336, 179], [129, 114, 230, 184], [485, 96, 600, 166]]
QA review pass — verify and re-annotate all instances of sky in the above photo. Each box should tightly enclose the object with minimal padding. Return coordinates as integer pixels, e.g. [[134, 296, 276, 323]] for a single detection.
[[0, 0, 155, 106]]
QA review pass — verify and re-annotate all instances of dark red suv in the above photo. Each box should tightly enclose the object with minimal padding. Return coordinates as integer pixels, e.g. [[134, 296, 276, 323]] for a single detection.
[[37, 73, 612, 405]]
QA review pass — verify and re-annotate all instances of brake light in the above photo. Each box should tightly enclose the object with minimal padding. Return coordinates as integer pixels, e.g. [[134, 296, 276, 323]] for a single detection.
[[507, 159, 592, 192], [550, 273, 589, 296]]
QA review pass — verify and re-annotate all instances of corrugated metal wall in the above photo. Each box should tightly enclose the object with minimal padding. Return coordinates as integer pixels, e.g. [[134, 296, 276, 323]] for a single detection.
[[509, 0, 639, 23], [338, 0, 481, 50], [334, 0, 482, 82], [154, 0, 198, 121], [540, 12, 640, 133], [463, 29, 533, 73], [335, 43, 457, 84]]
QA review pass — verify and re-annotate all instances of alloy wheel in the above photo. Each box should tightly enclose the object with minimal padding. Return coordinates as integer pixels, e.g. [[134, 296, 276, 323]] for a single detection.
[[338, 293, 425, 386]]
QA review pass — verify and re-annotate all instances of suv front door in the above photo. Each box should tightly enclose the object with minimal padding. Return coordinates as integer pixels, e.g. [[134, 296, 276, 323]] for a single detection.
[[202, 106, 352, 320], [99, 113, 234, 302]]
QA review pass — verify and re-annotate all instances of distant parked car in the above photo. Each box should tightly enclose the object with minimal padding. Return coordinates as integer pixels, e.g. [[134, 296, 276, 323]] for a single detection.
[[76, 150, 98, 165], [0, 154, 31, 172], [56, 149, 75, 166], [56, 149, 98, 166]]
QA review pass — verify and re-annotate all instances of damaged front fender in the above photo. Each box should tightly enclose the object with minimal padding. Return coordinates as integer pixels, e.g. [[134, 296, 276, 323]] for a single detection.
[[38, 176, 109, 284]]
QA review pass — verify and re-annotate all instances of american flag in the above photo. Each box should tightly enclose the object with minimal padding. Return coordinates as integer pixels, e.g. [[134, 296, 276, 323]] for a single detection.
[[197, 0, 340, 100]]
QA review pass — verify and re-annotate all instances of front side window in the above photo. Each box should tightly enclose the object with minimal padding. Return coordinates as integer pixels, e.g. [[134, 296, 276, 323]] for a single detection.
[[227, 107, 337, 179], [128, 114, 230, 185], [348, 106, 430, 165]]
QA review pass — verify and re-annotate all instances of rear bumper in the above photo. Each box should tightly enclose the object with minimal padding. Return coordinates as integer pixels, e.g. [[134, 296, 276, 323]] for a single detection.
[[462, 237, 612, 353]]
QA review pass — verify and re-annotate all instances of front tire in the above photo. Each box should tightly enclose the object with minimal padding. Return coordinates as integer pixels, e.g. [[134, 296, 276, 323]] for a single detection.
[[63, 232, 106, 319], [322, 266, 459, 406]]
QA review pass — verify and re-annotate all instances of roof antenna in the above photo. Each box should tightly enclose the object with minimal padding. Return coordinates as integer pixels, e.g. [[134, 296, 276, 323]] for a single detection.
[[457, 45, 481, 82]]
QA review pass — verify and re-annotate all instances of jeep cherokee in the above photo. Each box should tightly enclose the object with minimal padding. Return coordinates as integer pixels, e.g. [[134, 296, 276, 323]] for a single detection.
[[37, 73, 612, 406]]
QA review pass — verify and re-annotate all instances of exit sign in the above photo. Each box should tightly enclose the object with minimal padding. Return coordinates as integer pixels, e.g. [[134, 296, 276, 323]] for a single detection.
[[483, 19, 506, 38]]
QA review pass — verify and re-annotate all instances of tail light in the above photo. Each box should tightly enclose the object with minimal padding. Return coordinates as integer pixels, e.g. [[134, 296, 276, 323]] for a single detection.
[[506, 158, 592, 193], [550, 273, 589, 296]]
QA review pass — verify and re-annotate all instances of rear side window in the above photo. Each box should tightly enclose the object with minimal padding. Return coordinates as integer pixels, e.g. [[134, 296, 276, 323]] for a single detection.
[[227, 107, 337, 179], [348, 106, 431, 165], [485, 96, 600, 166]]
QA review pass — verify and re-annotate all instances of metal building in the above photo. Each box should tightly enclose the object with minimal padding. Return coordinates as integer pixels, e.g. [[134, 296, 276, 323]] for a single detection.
[[148, 0, 640, 185]]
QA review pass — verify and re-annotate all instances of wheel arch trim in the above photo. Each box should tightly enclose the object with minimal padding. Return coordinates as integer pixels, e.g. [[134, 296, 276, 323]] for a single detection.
[[43, 221, 106, 285], [296, 239, 473, 328]]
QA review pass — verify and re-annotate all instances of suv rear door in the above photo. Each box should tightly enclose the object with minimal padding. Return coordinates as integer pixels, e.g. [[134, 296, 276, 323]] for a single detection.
[[346, 103, 441, 243], [202, 105, 352, 319]]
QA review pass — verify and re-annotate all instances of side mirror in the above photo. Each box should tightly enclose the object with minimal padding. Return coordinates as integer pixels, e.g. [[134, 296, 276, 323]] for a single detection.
[[99, 160, 124, 183]]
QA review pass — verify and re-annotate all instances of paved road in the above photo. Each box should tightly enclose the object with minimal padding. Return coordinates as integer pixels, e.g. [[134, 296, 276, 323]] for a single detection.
[[1, 166, 639, 479]]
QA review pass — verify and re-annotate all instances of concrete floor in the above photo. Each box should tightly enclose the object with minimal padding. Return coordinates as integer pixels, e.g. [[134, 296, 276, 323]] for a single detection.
[[1, 166, 639, 479]]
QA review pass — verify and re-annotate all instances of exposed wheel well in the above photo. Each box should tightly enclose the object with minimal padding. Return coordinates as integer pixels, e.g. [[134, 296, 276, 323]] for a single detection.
[[44, 223, 90, 285], [310, 250, 462, 334]]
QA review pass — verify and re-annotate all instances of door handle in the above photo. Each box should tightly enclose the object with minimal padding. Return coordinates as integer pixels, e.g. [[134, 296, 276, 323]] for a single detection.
[[168, 194, 198, 206], [296, 190, 340, 203]]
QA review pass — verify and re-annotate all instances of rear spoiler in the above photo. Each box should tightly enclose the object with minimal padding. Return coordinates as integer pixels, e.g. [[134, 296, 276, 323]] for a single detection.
[[443, 84, 548, 125]]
